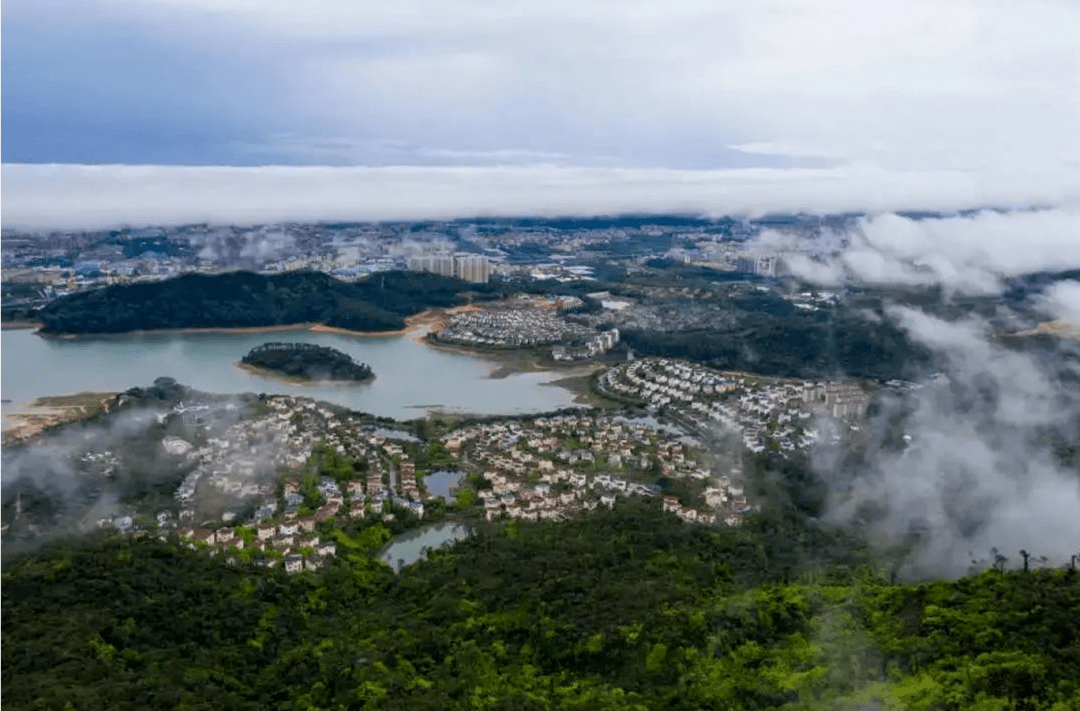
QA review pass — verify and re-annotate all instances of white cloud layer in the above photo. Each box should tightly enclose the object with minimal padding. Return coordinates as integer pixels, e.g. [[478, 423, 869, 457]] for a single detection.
[[4, 163, 1080, 230]]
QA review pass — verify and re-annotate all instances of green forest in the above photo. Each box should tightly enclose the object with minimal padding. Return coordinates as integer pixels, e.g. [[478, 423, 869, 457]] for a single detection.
[[242, 342, 374, 382], [34, 270, 498, 334], [619, 292, 935, 382], [4, 501, 1078, 710]]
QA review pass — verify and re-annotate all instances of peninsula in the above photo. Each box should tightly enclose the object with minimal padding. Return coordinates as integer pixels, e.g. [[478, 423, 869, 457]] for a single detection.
[[240, 342, 373, 382]]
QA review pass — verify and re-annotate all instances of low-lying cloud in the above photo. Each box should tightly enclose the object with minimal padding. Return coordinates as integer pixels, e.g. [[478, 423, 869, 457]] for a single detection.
[[760, 207, 1080, 295], [777, 208, 1080, 575], [826, 307, 1080, 575], [3, 162, 1080, 231]]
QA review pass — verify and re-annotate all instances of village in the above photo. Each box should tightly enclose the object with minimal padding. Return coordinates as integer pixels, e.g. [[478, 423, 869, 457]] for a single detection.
[[597, 357, 871, 453], [89, 390, 755, 573], [73, 355, 875, 574], [441, 413, 750, 526]]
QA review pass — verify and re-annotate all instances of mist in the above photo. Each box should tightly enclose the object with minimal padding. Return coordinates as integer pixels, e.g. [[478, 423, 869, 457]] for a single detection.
[[778, 210, 1080, 576]]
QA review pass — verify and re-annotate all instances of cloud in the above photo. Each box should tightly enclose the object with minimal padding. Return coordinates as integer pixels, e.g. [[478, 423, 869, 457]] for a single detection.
[[4, 163, 1080, 231], [1041, 281, 1080, 325], [764, 207, 1080, 295], [826, 307, 1080, 575], [765, 205, 1080, 576]]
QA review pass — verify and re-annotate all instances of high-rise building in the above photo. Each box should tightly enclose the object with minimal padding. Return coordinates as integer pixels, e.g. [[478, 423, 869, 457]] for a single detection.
[[409, 253, 490, 283], [454, 255, 491, 284], [408, 255, 456, 277]]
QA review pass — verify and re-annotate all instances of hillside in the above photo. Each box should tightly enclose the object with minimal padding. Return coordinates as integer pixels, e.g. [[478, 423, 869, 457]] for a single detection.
[[35, 270, 498, 334], [3, 502, 1078, 710]]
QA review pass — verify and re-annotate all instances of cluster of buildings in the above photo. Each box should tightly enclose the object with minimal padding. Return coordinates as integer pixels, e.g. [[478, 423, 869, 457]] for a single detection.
[[146, 395, 427, 571], [598, 358, 871, 453], [408, 253, 492, 284], [431, 306, 618, 362], [92, 387, 767, 576], [442, 414, 750, 525], [550, 329, 620, 361]]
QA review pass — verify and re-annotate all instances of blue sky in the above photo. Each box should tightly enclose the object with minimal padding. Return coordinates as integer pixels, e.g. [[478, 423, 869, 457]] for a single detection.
[[6, 0, 1077, 171]]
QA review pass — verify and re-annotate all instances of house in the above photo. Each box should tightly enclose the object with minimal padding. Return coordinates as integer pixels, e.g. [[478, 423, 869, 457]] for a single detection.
[[284, 554, 304, 574], [257, 523, 276, 540], [191, 529, 216, 546], [316, 541, 337, 557], [704, 487, 727, 507], [279, 521, 299, 536], [305, 555, 324, 572]]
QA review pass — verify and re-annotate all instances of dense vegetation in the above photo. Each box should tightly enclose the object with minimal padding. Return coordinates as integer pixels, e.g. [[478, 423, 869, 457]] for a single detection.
[[4, 502, 1078, 710], [242, 342, 373, 382], [35, 270, 498, 334], [621, 293, 935, 382]]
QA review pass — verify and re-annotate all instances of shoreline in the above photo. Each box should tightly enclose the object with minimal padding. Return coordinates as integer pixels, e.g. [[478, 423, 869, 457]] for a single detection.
[[1, 320, 43, 331], [235, 361, 377, 387], [1, 391, 116, 443], [24, 305, 480, 340]]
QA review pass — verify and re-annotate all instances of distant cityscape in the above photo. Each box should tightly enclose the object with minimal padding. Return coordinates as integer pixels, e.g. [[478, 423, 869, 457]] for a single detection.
[[1, 215, 848, 313]]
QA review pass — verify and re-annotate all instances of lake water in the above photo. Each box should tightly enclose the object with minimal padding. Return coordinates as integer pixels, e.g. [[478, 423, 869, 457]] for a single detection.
[[380, 521, 471, 572], [1, 327, 593, 423], [424, 470, 463, 500]]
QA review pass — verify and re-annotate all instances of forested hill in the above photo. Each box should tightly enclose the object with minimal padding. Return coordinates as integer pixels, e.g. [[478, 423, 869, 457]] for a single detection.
[[35, 270, 498, 334], [3, 502, 1079, 710]]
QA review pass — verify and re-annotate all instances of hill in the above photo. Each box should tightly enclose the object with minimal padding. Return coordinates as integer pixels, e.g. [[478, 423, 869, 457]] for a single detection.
[[35, 270, 498, 334], [3, 502, 1078, 710]]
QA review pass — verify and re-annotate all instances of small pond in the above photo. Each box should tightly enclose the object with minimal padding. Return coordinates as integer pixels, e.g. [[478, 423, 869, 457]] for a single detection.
[[379, 521, 470, 572], [424, 470, 464, 501]]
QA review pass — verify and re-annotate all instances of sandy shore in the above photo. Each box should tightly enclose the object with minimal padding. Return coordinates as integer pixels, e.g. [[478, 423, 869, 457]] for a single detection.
[[1, 321, 43, 330], [2, 391, 116, 443], [1008, 319, 1080, 342]]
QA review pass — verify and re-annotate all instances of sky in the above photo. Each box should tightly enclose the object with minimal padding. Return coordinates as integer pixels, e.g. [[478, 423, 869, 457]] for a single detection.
[[4, 0, 1079, 173]]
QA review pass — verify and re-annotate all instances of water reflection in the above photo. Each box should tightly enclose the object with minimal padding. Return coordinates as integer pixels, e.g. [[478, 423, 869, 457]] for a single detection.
[[379, 521, 470, 572], [424, 470, 463, 501]]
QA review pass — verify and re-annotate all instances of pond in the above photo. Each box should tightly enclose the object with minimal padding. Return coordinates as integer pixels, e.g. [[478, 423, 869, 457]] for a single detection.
[[423, 470, 463, 501], [379, 521, 470, 572]]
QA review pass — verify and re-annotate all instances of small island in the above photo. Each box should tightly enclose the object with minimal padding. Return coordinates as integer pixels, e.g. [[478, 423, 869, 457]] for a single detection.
[[240, 342, 374, 383]]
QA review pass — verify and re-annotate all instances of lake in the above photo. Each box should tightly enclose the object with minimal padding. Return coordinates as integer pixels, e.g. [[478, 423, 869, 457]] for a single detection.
[[1, 327, 594, 423], [379, 521, 471, 572]]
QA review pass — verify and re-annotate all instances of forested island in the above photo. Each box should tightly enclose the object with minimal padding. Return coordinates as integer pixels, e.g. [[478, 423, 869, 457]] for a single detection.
[[240, 342, 373, 382], [33, 270, 499, 335]]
